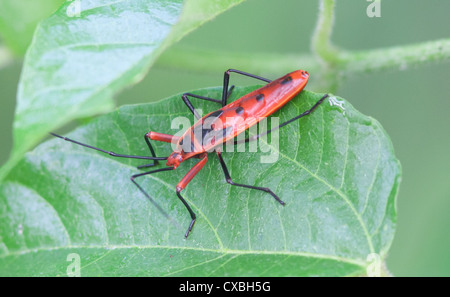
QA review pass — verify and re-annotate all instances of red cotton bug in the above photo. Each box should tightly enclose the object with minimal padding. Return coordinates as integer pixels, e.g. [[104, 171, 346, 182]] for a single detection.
[[51, 69, 329, 238]]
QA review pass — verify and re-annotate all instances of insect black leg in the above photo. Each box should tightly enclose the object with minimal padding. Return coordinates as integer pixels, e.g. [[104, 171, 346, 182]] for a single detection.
[[216, 152, 285, 205], [175, 154, 208, 238], [234, 94, 329, 144], [182, 68, 270, 116], [130, 166, 181, 229], [222, 69, 272, 106], [182, 93, 220, 120], [182, 86, 234, 120], [176, 190, 196, 238], [137, 134, 161, 169]]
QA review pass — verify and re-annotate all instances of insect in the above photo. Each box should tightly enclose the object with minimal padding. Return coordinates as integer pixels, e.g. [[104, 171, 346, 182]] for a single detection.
[[52, 69, 328, 238]]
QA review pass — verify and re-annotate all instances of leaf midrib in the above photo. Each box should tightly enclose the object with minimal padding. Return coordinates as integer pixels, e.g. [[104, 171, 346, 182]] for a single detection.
[[0, 244, 367, 268]]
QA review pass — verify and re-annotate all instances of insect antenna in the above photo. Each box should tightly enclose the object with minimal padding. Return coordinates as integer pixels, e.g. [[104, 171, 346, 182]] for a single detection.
[[50, 132, 168, 160], [50, 132, 182, 232]]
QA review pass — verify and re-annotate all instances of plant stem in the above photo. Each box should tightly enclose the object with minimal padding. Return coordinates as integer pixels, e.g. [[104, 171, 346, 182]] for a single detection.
[[157, 38, 450, 80], [311, 0, 339, 65], [156, 46, 321, 76], [337, 38, 450, 77]]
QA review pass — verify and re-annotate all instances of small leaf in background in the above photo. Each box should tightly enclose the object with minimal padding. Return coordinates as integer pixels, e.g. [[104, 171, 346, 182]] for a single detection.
[[0, 88, 401, 276], [0, 0, 245, 182], [0, 0, 63, 56]]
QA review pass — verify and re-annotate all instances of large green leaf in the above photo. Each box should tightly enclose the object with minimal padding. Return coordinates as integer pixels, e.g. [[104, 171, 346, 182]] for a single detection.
[[0, 87, 400, 276], [0, 0, 245, 181]]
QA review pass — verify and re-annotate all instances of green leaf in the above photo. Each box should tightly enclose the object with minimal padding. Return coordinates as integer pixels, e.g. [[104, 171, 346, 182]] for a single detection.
[[0, 87, 401, 276], [0, 0, 63, 56], [0, 0, 245, 182]]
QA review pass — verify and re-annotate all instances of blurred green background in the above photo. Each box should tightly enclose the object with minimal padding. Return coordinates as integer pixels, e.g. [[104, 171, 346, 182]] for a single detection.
[[0, 0, 449, 276]]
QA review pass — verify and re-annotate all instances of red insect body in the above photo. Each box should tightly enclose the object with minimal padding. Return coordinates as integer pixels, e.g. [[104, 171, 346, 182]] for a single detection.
[[165, 70, 309, 169]]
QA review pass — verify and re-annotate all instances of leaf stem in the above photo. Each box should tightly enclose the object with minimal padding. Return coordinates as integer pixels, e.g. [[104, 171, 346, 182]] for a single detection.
[[157, 38, 450, 80], [156, 46, 321, 76], [311, 0, 339, 65], [337, 38, 450, 77]]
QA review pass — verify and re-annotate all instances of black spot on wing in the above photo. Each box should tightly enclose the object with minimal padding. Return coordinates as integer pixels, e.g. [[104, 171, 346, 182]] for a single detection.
[[179, 135, 195, 152], [235, 106, 244, 115], [224, 126, 234, 139], [202, 126, 214, 142], [280, 76, 292, 85], [204, 110, 224, 120], [202, 125, 234, 147], [256, 94, 264, 102]]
